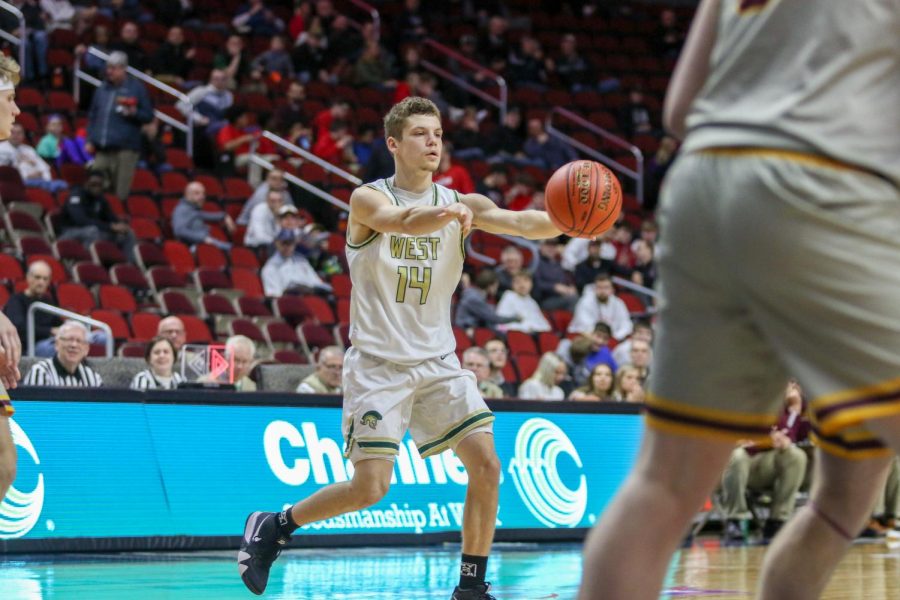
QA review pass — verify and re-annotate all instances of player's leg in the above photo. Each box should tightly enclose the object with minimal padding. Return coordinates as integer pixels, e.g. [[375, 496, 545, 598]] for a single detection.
[[0, 415, 15, 499], [578, 429, 735, 600], [757, 450, 891, 599], [287, 456, 394, 525], [454, 432, 501, 556]]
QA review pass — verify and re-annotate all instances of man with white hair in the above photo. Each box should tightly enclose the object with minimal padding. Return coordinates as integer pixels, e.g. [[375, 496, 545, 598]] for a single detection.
[[23, 320, 103, 387], [226, 335, 256, 391], [296, 346, 343, 394]]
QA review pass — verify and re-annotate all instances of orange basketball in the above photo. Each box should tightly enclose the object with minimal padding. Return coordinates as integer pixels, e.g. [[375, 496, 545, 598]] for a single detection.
[[544, 160, 623, 238]]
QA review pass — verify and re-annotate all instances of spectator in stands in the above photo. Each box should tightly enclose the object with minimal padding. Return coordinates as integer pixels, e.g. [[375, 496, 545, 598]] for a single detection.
[[392, 0, 428, 50], [0, 0, 48, 83], [523, 117, 577, 170], [455, 270, 519, 334], [288, 0, 312, 43], [4, 260, 60, 357], [85, 51, 153, 200], [493, 245, 524, 294], [646, 136, 677, 211], [213, 35, 251, 90], [312, 119, 357, 168], [621, 338, 652, 384], [272, 81, 307, 138], [569, 363, 614, 402], [97, 0, 145, 24], [138, 118, 171, 175], [611, 365, 643, 403], [172, 180, 236, 251], [721, 381, 809, 544], [226, 334, 257, 391], [570, 238, 626, 287], [311, 100, 350, 140], [563, 322, 617, 388], [353, 39, 395, 88], [532, 237, 578, 311], [484, 337, 516, 397], [22, 320, 103, 386], [507, 35, 547, 90], [479, 15, 510, 73], [58, 168, 135, 259], [232, 0, 284, 36], [310, 0, 336, 35], [619, 89, 654, 137], [110, 22, 147, 71], [476, 164, 508, 208], [496, 271, 551, 333], [291, 30, 330, 84], [296, 345, 343, 394], [612, 319, 653, 366], [261, 229, 331, 296], [244, 189, 285, 250], [36, 114, 64, 162], [0, 123, 67, 192], [157, 315, 186, 352], [631, 238, 657, 289], [449, 110, 485, 160], [216, 105, 277, 173], [518, 352, 566, 401], [655, 8, 685, 60], [151, 25, 195, 86], [75, 24, 112, 75], [237, 168, 293, 225], [41, 0, 96, 34], [252, 35, 294, 84], [130, 336, 186, 390], [546, 34, 593, 93], [177, 69, 237, 135], [485, 108, 526, 165], [434, 144, 475, 194], [462, 346, 504, 399], [413, 73, 450, 118], [568, 273, 634, 341]]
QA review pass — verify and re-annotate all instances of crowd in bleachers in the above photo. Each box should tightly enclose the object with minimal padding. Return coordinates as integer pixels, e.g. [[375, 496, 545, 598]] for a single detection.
[[0, 0, 680, 401]]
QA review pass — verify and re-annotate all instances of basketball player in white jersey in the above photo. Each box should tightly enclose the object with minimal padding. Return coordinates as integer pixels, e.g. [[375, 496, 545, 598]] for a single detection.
[[579, 1, 900, 599], [0, 56, 24, 502], [239, 97, 561, 599]]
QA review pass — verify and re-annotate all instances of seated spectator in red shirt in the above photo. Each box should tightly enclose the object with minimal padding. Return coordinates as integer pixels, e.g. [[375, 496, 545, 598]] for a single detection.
[[312, 120, 356, 168], [216, 105, 277, 172], [312, 100, 350, 140], [433, 144, 474, 194]]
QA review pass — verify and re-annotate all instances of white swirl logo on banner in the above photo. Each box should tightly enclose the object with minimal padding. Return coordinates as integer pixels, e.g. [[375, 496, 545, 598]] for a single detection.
[[0, 419, 44, 539], [509, 418, 587, 528]]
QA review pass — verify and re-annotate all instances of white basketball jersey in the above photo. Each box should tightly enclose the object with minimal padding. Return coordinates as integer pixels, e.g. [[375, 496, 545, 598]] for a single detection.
[[683, 0, 900, 185], [346, 177, 465, 365]]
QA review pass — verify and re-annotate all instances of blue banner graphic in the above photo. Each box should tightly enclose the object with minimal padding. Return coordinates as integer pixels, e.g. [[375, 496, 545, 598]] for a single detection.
[[2, 401, 642, 540]]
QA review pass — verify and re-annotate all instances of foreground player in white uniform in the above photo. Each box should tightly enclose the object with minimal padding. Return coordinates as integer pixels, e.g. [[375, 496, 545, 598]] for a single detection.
[[0, 56, 23, 503], [239, 97, 561, 598], [579, 1, 900, 599]]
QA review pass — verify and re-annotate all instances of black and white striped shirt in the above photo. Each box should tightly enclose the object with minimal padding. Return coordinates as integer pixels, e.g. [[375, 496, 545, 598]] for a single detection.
[[23, 356, 104, 387], [130, 369, 185, 390]]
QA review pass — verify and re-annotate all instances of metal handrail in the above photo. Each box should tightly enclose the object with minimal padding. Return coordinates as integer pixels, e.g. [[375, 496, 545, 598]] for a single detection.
[[255, 130, 361, 187], [420, 38, 508, 123], [26, 302, 114, 357], [73, 46, 195, 156], [342, 0, 380, 38], [0, 1, 26, 79], [248, 155, 350, 212], [547, 107, 645, 206], [611, 276, 658, 301]]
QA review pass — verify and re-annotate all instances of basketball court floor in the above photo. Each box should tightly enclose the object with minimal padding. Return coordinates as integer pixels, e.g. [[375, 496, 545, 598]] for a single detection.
[[1, 540, 899, 599]]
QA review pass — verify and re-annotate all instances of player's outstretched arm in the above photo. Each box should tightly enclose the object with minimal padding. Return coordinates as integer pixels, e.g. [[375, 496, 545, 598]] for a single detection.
[[350, 185, 472, 238], [663, 0, 720, 138], [461, 193, 561, 240], [0, 313, 21, 389]]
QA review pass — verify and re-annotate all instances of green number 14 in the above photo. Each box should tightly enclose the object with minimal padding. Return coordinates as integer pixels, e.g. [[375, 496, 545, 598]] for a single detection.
[[396, 266, 432, 304]]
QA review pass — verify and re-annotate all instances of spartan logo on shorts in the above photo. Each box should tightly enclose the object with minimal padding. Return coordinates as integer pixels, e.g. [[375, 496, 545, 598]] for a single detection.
[[360, 410, 383, 430]]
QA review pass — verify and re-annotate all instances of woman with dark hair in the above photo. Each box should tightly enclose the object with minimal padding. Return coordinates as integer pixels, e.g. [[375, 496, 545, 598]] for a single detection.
[[569, 363, 614, 402], [129, 336, 185, 390]]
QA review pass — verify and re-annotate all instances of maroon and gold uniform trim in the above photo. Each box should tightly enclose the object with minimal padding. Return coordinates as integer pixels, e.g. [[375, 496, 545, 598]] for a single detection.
[[645, 393, 777, 443], [810, 377, 900, 437], [810, 427, 892, 461], [0, 395, 12, 417]]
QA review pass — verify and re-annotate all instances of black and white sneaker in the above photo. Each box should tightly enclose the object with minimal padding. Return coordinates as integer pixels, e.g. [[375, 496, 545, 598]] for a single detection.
[[451, 582, 496, 599], [238, 511, 290, 595]]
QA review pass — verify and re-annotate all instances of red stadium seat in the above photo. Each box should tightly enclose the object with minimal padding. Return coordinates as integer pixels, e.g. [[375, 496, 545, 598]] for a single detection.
[[130, 312, 161, 341], [273, 349, 307, 364], [91, 309, 131, 340], [506, 331, 539, 357], [196, 243, 228, 269], [98, 284, 138, 313], [202, 293, 237, 316], [301, 295, 336, 325], [56, 282, 95, 314], [136, 242, 170, 270], [265, 320, 300, 347], [231, 268, 264, 299], [194, 267, 231, 292], [297, 322, 336, 357], [162, 240, 196, 276], [90, 240, 127, 267], [273, 296, 310, 325], [73, 261, 111, 286], [229, 246, 260, 270], [229, 318, 266, 344], [53, 239, 92, 264], [111, 263, 150, 294], [180, 314, 213, 343]]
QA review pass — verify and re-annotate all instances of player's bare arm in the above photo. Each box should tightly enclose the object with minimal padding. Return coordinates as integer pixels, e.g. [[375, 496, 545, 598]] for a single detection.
[[348, 185, 473, 243], [663, 0, 720, 138], [0, 313, 20, 389], [461, 193, 561, 240]]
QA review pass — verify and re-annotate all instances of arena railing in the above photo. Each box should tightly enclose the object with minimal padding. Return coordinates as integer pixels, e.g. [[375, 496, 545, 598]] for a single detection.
[[25, 302, 114, 357], [420, 38, 508, 124], [250, 130, 361, 189], [73, 46, 195, 157], [340, 0, 380, 38], [0, 0, 26, 79], [464, 235, 540, 272], [247, 154, 351, 212], [546, 107, 645, 206]]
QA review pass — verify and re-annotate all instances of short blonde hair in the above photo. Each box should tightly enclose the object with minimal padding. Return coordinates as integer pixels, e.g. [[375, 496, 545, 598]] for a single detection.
[[0, 55, 21, 87], [383, 96, 440, 141]]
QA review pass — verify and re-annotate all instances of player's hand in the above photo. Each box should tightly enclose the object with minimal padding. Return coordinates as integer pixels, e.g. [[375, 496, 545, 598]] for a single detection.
[[0, 350, 20, 389], [438, 203, 473, 238]]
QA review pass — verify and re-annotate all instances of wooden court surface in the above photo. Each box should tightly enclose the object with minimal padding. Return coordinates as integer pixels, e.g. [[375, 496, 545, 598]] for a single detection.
[[669, 539, 900, 599]]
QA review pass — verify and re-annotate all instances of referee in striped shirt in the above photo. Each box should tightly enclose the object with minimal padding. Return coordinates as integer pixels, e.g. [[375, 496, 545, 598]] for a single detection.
[[23, 321, 103, 387]]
